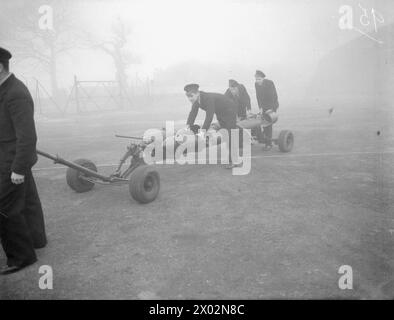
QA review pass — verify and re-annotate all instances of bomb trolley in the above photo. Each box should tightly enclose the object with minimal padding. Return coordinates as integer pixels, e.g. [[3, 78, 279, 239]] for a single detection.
[[237, 111, 294, 152], [37, 136, 160, 204]]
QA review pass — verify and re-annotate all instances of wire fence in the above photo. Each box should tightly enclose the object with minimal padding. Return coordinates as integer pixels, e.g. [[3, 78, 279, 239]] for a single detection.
[[30, 75, 153, 116]]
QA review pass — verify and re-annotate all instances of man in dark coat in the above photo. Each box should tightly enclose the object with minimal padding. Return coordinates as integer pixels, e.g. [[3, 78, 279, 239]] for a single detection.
[[0, 47, 47, 275], [254, 70, 279, 149], [224, 79, 251, 120], [184, 83, 240, 168], [225, 79, 264, 143]]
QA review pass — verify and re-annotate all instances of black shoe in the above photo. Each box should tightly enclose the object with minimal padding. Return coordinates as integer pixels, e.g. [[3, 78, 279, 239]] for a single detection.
[[0, 259, 37, 275], [262, 144, 272, 151]]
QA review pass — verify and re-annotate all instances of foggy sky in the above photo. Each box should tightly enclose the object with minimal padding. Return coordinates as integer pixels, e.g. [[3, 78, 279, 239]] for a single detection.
[[2, 0, 393, 98]]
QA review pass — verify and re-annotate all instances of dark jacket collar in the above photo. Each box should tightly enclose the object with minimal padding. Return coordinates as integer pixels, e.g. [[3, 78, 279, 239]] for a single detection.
[[192, 91, 205, 108], [0, 74, 15, 102], [0, 73, 15, 91], [198, 91, 207, 103]]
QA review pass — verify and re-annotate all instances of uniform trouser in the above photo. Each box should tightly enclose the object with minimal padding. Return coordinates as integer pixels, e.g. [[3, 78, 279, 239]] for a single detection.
[[238, 106, 247, 119], [251, 125, 264, 143], [0, 170, 47, 267], [218, 120, 239, 163], [263, 125, 273, 145]]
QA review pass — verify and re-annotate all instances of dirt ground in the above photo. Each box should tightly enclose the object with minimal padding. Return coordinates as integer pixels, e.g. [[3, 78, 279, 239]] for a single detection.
[[1, 98, 393, 299]]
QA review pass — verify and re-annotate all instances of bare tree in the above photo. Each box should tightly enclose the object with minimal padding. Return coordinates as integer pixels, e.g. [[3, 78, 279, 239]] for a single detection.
[[93, 17, 139, 99], [0, 0, 85, 98]]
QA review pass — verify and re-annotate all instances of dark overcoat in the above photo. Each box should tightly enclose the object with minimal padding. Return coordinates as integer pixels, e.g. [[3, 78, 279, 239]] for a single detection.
[[186, 91, 238, 130], [0, 74, 38, 174], [224, 84, 251, 119], [0, 74, 46, 267], [255, 79, 279, 112]]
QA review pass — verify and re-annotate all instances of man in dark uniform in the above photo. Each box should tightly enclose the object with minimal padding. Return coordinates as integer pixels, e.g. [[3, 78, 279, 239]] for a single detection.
[[0, 47, 47, 275], [254, 70, 279, 150], [224, 79, 251, 120], [225, 79, 264, 143], [184, 83, 240, 169]]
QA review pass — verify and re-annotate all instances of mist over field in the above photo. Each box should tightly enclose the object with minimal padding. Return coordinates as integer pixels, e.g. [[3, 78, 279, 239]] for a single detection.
[[0, 0, 392, 115]]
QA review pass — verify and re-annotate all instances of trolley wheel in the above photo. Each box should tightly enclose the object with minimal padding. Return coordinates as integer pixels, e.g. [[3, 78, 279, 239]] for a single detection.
[[66, 159, 97, 193], [277, 130, 294, 152], [129, 165, 160, 204]]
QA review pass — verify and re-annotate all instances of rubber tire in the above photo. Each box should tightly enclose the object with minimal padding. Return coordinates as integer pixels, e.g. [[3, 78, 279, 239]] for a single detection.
[[277, 130, 294, 152], [129, 165, 160, 204], [66, 159, 97, 193]]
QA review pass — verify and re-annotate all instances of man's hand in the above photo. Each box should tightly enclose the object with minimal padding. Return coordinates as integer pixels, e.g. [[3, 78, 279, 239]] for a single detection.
[[11, 172, 25, 184], [196, 131, 205, 139]]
